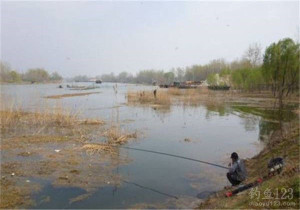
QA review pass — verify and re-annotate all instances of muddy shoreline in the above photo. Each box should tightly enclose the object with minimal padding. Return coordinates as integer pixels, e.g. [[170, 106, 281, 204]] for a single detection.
[[0, 109, 136, 209]]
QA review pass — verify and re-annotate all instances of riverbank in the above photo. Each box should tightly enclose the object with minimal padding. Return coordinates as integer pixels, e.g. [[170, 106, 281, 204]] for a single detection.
[[199, 122, 299, 209], [126, 88, 299, 209]]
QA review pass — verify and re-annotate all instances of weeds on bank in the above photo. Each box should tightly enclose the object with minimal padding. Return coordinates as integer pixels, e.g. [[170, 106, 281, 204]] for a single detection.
[[0, 103, 104, 140], [0, 105, 103, 128], [126, 87, 227, 108]]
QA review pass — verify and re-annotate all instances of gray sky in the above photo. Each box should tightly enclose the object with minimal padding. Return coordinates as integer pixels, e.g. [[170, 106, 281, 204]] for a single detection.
[[1, 1, 299, 77]]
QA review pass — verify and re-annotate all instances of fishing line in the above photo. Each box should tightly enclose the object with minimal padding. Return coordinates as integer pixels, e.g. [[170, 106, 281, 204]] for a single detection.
[[114, 145, 229, 170], [123, 180, 179, 199]]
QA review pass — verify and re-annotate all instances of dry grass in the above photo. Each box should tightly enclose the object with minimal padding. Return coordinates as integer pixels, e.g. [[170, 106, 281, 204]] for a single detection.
[[167, 88, 184, 96], [126, 87, 293, 111], [0, 107, 103, 128], [0, 101, 80, 127], [81, 143, 118, 155], [127, 90, 171, 107], [127, 87, 283, 109], [45, 92, 100, 99], [0, 103, 104, 141], [126, 87, 227, 108], [103, 125, 137, 144]]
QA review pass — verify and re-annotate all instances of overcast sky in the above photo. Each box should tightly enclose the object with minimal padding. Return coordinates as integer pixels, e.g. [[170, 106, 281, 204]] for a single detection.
[[1, 1, 299, 77]]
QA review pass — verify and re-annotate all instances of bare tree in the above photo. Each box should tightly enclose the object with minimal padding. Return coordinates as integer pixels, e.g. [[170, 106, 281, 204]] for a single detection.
[[243, 43, 262, 67]]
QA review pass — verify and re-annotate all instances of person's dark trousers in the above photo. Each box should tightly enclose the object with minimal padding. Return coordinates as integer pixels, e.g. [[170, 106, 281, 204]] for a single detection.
[[227, 172, 241, 186]]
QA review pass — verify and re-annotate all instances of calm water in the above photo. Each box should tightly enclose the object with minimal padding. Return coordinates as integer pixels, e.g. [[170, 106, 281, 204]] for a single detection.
[[1, 83, 274, 208]]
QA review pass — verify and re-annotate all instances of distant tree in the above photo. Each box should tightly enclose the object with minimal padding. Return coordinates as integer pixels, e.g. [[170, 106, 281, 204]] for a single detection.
[[118, 72, 129, 83], [230, 58, 252, 70], [23, 68, 50, 83], [163, 72, 175, 84], [0, 61, 12, 82], [175, 67, 185, 82], [101, 73, 117, 82], [136, 70, 164, 84], [184, 67, 195, 81], [73, 75, 89, 82], [231, 68, 264, 91], [9, 71, 22, 82], [50, 72, 63, 81], [184, 59, 227, 82], [207, 73, 218, 85], [243, 43, 263, 67], [206, 59, 228, 72], [262, 38, 299, 105]]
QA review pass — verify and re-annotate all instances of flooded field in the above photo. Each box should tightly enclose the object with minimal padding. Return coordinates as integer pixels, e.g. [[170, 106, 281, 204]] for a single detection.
[[1, 83, 296, 208]]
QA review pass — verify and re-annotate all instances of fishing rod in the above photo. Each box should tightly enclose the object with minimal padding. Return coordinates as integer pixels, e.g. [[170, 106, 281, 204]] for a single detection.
[[114, 145, 229, 170], [123, 180, 179, 199]]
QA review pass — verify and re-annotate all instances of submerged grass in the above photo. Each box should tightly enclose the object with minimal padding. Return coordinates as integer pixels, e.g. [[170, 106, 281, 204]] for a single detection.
[[0, 104, 136, 208]]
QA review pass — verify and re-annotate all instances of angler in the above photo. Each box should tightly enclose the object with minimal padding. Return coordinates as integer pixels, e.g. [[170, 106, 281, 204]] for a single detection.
[[226, 152, 247, 186], [225, 157, 285, 197]]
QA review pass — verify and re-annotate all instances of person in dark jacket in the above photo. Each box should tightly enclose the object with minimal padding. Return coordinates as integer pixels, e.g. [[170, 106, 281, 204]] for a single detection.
[[227, 152, 247, 186]]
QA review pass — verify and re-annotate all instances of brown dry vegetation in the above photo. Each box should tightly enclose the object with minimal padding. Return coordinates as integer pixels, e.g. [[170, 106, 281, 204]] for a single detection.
[[127, 87, 298, 110], [126, 88, 229, 109], [103, 125, 137, 145], [45, 92, 100, 99], [0, 106, 136, 208], [1, 104, 103, 127], [0, 108, 104, 140], [127, 89, 171, 107]]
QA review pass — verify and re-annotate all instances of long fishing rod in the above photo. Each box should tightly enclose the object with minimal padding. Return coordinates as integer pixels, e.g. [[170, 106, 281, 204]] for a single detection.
[[123, 180, 179, 199], [115, 145, 229, 170]]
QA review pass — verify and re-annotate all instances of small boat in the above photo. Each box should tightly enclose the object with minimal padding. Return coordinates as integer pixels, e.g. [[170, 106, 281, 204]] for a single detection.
[[208, 85, 230, 90], [95, 80, 102, 84]]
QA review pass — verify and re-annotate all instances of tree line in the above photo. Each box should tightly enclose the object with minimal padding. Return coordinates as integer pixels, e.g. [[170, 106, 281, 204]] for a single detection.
[[97, 43, 265, 85], [207, 38, 299, 96], [0, 62, 62, 83], [98, 38, 299, 98], [98, 37, 299, 105]]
